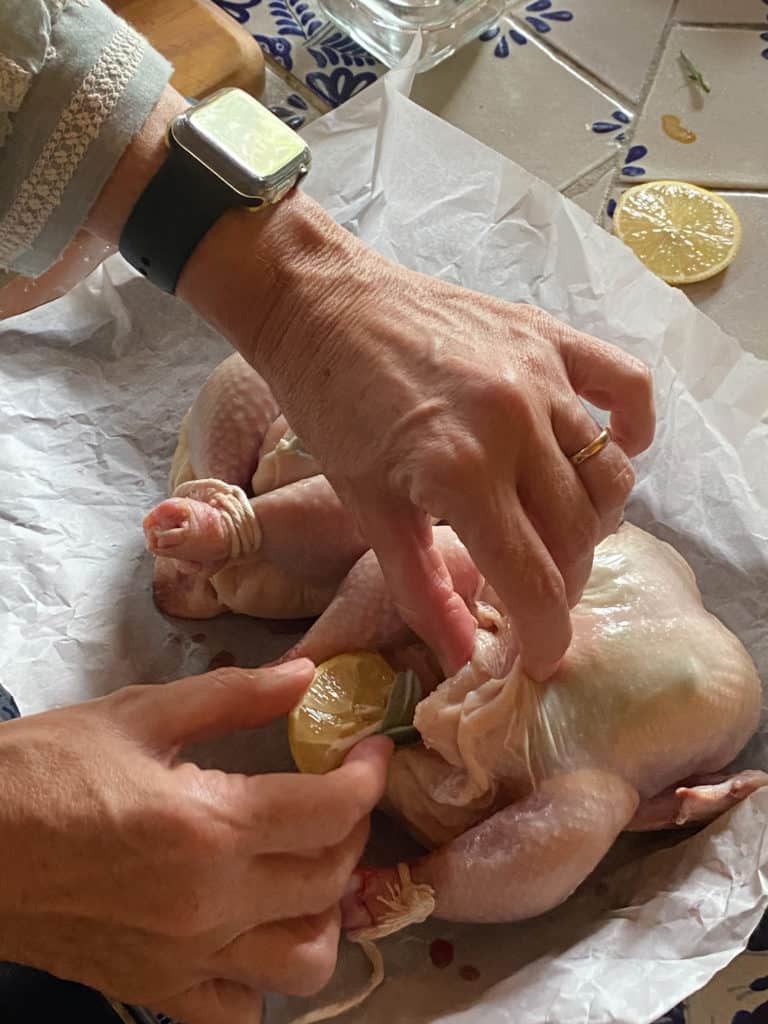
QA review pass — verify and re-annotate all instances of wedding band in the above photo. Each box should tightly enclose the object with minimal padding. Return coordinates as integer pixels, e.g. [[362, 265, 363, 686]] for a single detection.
[[570, 427, 612, 467]]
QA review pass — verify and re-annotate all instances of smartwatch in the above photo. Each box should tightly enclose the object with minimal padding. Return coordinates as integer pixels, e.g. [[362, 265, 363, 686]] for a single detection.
[[118, 88, 311, 294]]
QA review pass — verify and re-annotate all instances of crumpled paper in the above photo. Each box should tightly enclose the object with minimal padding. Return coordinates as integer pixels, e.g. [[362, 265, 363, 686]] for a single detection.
[[1, 77, 767, 1024]]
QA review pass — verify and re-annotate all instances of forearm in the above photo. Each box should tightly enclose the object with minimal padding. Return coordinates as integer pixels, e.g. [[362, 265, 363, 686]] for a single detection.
[[85, 84, 370, 389]]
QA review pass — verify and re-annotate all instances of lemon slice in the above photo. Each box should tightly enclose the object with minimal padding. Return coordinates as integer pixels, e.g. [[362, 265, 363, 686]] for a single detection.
[[614, 180, 741, 285], [288, 652, 397, 774]]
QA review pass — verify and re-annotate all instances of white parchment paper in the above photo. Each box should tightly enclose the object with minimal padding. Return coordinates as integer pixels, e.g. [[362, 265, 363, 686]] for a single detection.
[[1, 78, 767, 1024]]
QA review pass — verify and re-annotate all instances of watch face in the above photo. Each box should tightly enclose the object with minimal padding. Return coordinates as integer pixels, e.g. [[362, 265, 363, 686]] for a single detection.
[[173, 89, 310, 200]]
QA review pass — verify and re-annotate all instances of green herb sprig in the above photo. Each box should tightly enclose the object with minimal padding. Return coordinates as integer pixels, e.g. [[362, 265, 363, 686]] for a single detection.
[[376, 669, 422, 746], [680, 50, 711, 94]]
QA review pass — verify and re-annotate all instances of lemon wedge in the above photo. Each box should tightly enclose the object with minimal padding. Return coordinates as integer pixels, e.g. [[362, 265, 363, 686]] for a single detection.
[[614, 180, 741, 285], [288, 652, 399, 774]]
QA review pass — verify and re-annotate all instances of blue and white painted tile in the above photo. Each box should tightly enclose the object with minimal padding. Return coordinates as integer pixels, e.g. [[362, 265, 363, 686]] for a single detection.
[[260, 63, 322, 127], [565, 165, 616, 219], [625, 25, 768, 187], [213, 0, 385, 108], [511, 0, 674, 103], [411, 21, 631, 190], [680, 192, 768, 361], [676, 0, 768, 24]]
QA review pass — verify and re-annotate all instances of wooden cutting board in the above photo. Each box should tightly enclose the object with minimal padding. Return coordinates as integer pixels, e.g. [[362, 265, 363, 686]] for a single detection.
[[107, 0, 265, 100]]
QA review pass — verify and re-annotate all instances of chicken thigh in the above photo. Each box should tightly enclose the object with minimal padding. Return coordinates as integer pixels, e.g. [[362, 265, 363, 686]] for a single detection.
[[288, 524, 765, 933]]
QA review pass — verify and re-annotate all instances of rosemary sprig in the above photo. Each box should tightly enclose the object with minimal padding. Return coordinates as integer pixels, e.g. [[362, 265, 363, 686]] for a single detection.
[[679, 50, 710, 94], [376, 669, 422, 746]]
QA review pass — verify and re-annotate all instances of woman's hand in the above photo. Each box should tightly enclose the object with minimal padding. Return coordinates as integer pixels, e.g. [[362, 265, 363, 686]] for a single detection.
[[241, 234, 655, 680], [76, 84, 654, 682], [0, 662, 391, 1024]]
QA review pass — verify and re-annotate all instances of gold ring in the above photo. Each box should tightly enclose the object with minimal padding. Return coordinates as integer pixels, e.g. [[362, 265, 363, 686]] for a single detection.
[[570, 427, 612, 467]]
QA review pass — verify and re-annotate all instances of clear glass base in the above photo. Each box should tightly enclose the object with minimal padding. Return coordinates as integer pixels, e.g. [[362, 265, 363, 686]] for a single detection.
[[317, 0, 505, 72]]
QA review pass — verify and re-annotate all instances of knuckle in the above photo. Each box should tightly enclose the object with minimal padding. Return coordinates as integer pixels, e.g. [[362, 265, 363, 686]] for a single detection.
[[485, 374, 532, 418], [204, 665, 246, 689], [593, 454, 635, 513], [105, 682, 153, 714], [335, 761, 382, 815], [528, 559, 567, 614], [612, 459, 635, 500], [308, 824, 369, 913], [630, 358, 653, 393], [288, 936, 339, 996], [165, 900, 209, 939], [556, 512, 600, 569], [404, 436, 485, 506]]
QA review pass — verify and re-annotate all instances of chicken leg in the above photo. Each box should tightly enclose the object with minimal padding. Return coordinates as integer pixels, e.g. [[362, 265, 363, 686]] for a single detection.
[[344, 768, 639, 929]]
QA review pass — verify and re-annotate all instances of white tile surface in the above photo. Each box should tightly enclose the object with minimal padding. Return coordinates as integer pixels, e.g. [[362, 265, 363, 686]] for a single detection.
[[511, 0, 674, 102], [676, 0, 768, 23], [565, 166, 616, 219], [411, 22, 630, 189], [681, 192, 768, 360], [623, 26, 768, 188]]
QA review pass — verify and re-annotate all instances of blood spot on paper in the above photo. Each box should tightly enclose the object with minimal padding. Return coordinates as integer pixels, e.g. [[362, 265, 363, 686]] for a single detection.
[[429, 939, 454, 968]]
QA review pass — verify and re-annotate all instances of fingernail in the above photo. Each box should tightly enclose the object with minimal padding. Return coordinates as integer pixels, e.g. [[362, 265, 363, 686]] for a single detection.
[[258, 659, 315, 684]]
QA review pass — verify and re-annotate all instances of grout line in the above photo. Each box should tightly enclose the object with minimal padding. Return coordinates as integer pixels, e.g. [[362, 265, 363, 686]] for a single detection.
[[597, 0, 683, 217], [560, 155, 618, 197], [674, 21, 768, 29], [505, 15, 638, 111]]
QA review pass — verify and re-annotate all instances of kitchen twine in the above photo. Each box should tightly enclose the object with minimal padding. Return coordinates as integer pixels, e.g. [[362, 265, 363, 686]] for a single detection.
[[291, 864, 436, 1024]]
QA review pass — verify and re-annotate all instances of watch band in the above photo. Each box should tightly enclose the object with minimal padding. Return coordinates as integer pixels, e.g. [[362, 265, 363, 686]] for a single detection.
[[118, 140, 256, 294]]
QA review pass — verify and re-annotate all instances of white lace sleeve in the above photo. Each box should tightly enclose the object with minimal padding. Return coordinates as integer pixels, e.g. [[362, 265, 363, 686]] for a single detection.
[[0, 0, 171, 278]]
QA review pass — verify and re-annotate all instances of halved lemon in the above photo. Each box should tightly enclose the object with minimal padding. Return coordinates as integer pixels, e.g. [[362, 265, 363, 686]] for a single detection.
[[614, 180, 741, 285], [288, 652, 396, 774]]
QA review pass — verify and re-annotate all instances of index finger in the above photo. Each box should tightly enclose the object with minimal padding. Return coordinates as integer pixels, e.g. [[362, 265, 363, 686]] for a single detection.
[[451, 493, 572, 682], [227, 735, 393, 854], [351, 495, 477, 675]]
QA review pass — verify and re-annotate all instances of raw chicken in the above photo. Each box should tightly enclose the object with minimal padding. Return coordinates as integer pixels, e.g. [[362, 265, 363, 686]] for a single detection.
[[145, 354, 367, 619], [287, 524, 766, 932], [170, 352, 280, 491], [145, 354, 765, 938]]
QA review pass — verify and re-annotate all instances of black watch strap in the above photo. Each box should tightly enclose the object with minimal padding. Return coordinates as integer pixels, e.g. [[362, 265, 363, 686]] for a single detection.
[[118, 141, 253, 294]]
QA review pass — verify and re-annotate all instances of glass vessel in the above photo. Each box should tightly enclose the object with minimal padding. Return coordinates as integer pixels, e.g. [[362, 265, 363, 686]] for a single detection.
[[317, 0, 506, 72]]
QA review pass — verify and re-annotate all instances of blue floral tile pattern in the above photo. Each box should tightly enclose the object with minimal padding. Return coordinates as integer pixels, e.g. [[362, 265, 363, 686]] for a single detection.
[[522, 0, 573, 34], [307, 26, 378, 67], [257, 32, 295, 70], [0, 683, 20, 721], [653, 1006, 686, 1024], [269, 90, 309, 128], [591, 108, 631, 142], [621, 143, 648, 177], [268, 0, 323, 38], [214, 0, 384, 106], [480, 23, 528, 57], [216, 0, 264, 23], [306, 65, 377, 104]]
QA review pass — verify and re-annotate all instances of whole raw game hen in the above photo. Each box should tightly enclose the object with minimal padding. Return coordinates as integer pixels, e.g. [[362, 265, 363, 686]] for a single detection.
[[144, 352, 766, 939]]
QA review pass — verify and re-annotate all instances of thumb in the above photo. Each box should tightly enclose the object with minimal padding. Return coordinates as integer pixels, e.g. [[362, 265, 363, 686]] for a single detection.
[[120, 660, 315, 750], [157, 979, 263, 1024], [353, 495, 475, 675]]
